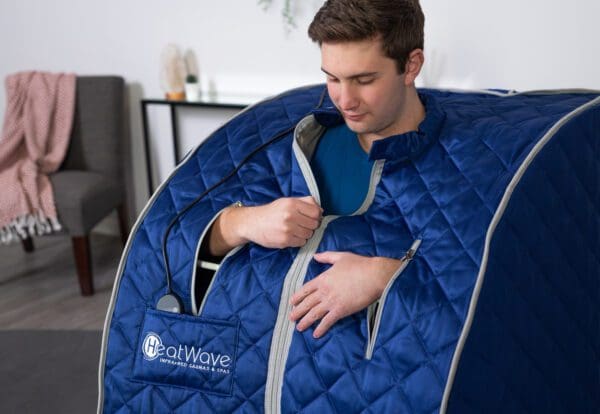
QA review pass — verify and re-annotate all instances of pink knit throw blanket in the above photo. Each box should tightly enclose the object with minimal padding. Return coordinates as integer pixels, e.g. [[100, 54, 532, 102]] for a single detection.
[[0, 71, 76, 244]]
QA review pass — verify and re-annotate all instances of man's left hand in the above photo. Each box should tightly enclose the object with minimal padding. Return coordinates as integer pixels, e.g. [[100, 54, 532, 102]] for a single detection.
[[289, 252, 402, 338]]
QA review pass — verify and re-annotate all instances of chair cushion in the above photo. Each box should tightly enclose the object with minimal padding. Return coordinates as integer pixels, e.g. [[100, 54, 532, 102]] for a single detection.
[[50, 170, 123, 235]]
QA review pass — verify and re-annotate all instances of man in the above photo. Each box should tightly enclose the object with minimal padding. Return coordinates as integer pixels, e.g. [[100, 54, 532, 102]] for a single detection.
[[204, 0, 426, 339]]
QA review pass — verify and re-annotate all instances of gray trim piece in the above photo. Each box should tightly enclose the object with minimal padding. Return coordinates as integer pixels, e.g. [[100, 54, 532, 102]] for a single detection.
[[362, 157, 387, 348], [292, 115, 323, 205], [96, 131, 203, 414], [291, 115, 385, 214], [265, 115, 328, 414], [96, 86, 319, 414], [439, 95, 600, 414], [437, 88, 511, 97], [502, 88, 600, 96], [190, 205, 231, 315], [295, 115, 326, 161], [266, 132, 386, 413], [265, 216, 336, 414], [354, 160, 385, 215], [424, 87, 600, 97], [365, 238, 422, 360]]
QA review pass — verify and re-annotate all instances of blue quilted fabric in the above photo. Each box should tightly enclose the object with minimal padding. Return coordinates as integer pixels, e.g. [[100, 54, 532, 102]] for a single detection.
[[446, 100, 600, 413], [99, 85, 599, 413]]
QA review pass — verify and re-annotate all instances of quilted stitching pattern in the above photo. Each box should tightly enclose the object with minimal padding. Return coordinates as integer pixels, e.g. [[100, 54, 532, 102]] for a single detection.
[[281, 92, 596, 413], [446, 104, 599, 413], [103, 86, 324, 413], [101, 86, 599, 413]]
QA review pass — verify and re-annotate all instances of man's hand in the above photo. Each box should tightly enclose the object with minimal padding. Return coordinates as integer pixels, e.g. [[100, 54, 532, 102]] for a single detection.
[[209, 196, 322, 256], [289, 252, 402, 338]]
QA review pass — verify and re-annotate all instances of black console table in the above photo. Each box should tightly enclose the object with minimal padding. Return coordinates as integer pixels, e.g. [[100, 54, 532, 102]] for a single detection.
[[140, 99, 247, 196]]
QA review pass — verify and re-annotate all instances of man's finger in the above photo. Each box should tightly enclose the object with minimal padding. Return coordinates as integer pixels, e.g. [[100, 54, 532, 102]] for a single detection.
[[290, 279, 318, 305], [293, 213, 320, 231], [297, 305, 328, 332], [296, 197, 323, 219], [291, 223, 314, 240], [289, 292, 320, 322], [297, 195, 317, 205], [313, 310, 338, 339], [288, 235, 308, 248], [313, 251, 343, 265]]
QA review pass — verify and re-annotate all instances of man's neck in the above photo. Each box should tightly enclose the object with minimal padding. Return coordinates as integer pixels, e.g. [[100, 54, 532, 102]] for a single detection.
[[358, 88, 426, 153]]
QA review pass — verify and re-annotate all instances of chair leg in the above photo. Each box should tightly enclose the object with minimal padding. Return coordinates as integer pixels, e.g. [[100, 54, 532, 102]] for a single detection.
[[72, 236, 94, 296], [21, 236, 35, 253], [117, 204, 129, 246]]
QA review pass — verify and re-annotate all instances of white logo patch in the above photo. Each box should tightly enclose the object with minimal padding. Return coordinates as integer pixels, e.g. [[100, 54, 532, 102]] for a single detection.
[[140, 332, 232, 375], [142, 332, 162, 361]]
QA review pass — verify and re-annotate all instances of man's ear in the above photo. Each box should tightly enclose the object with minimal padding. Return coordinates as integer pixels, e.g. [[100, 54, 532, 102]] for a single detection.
[[403, 49, 424, 86]]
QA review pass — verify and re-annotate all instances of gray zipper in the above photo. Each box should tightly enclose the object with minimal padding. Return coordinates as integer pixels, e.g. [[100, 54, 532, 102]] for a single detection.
[[365, 238, 422, 360], [265, 115, 385, 413], [264, 216, 336, 414], [265, 115, 325, 413]]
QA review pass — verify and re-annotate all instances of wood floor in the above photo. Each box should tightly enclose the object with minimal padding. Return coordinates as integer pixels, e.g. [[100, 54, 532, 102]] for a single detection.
[[0, 233, 123, 330]]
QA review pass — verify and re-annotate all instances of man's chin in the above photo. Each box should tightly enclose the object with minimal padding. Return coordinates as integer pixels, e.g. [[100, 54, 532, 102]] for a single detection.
[[344, 119, 369, 134]]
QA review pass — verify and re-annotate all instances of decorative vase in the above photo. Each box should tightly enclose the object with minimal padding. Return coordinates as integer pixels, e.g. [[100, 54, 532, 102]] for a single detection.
[[184, 82, 201, 101], [160, 44, 187, 101]]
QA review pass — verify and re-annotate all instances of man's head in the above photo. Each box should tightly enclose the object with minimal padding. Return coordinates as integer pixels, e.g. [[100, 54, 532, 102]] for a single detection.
[[308, 0, 424, 75], [308, 0, 426, 143]]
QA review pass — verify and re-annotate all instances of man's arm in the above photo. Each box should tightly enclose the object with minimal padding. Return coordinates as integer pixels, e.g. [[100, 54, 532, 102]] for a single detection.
[[207, 196, 323, 257], [204, 196, 402, 339], [289, 252, 402, 338]]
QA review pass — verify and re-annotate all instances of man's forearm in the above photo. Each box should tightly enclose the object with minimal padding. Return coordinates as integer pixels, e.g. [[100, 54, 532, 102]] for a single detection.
[[208, 196, 322, 256], [208, 205, 249, 257]]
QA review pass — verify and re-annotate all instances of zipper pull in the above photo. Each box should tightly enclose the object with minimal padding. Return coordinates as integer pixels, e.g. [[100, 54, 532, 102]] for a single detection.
[[403, 239, 422, 261]]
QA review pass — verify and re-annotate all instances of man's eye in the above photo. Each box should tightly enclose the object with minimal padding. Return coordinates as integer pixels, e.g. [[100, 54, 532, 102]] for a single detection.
[[357, 78, 374, 85], [327, 77, 339, 83]]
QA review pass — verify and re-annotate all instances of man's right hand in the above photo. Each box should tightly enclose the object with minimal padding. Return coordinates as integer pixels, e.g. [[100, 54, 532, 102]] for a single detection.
[[208, 196, 323, 256]]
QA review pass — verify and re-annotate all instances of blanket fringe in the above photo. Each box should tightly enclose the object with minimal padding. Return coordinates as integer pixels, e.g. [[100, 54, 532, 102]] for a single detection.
[[0, 211, 62, 245]]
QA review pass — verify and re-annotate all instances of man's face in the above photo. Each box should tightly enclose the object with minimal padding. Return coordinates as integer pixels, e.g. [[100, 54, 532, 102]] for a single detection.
[[321, 37, 409, 141]]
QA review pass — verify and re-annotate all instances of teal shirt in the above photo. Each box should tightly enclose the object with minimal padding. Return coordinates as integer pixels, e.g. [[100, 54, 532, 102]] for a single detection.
[[310, 124, 374, 215]]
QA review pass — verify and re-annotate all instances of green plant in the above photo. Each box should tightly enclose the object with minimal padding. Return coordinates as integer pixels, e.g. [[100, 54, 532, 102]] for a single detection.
[[258, 0, 296, 31], [186, 74, 197, 84]]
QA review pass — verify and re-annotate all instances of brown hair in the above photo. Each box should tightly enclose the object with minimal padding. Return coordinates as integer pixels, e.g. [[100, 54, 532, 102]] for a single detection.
[[308, 0, 425, 74]]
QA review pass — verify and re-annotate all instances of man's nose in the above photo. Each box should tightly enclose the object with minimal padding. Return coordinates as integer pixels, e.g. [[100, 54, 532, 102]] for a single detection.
[[338, 83, 359, 111]]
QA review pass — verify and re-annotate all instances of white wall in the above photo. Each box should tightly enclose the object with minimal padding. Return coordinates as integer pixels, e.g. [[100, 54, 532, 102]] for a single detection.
[[421, 0, 600, 90], [1, 0, 599, 226]]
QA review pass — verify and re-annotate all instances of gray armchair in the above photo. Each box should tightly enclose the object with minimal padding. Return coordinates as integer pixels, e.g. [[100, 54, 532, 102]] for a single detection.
[[22, 76, 128, 295]]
